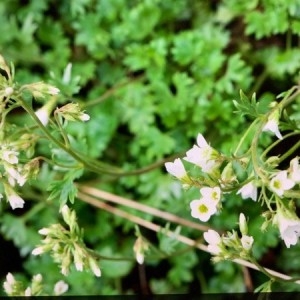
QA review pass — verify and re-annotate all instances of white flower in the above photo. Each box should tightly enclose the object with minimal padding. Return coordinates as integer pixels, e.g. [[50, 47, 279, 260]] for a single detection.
[[241, 235, 254, 251], [184, 133, 220, 173], [89, 258, 101, 277], [35, 107, 49, 126], [24, 287, 32, 297], [33, 274, 43, 283], [3, 273, 15, 295], [4, 87, 14, 97], [38, 228, 50, 235], [289, 157, 300, 183], [73, 249, 84, 271], [203, 229, 222, 254], [275, 211, 300, 248], [32, 246, 45, 256], [2, 149, 19, 164], [165, 158, 187, 179], [136, 252, 144, 264], [5, 166, 26, 187], [237, 181, 257, 201], [79, 113, 90, 121], [263, 119, 282, 140], [8, 193, 25, 209], [190, 197, 217, 222], [47, 86, 60, 95], [269, 171, 295, 197], [54, 280, 69, 295], [200, 186, 221, 204]]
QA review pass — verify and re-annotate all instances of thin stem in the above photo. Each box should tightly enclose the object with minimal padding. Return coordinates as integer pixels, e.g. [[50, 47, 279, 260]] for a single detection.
[[250, 69, 269, 95], [83, 75, 144, 108], [278, 139, 300, 163], [21, 202, 46, 222], [234, 118, 259, 156], [261, 131, 300, 159], [78, 192, 208, 253], [54, 112, 70, 148], [17, 96, 128, 175], [78, 192, 300, 285], [78, 186, 210, 232]]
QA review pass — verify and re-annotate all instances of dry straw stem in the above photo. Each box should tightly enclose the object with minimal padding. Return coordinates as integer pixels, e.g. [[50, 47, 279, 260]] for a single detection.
[[78, 185, 210, 232], [78, 187, 300, 285]]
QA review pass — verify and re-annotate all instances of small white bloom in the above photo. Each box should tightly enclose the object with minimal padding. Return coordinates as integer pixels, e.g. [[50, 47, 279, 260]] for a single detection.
[[32, 246, 45, 256], [5, 166, 26, 186], [275, 211, 300, 248], [79, 113, 90, 121], [47, 86, 60, 95], [2, 149, 19, 164], [237, 181, 257, 201], [4, 87, 14, 97], [54, 280, 69, 295], [6, 273, 15, 285], [3, 273, 15, 295], [203, 229, 222, 254], [33, 274, 43, 283], [24, 287, 32, 297], [38, 228, 50, 235], [289, 157, 300, 183], [8, 193, 25, 210], [269, 171, 295, 197], [263, 119, 282, 140], [73, 250, 84, 271], [241, 235, 254, 251], [165, 158, 187, 179], [200, 186, 221, 204], [89, 259, 101, 277], [136, 252, 144, 264], [184, 134, 220, 173], [190, 197, 217, 222], [35, 108, 49, 126]]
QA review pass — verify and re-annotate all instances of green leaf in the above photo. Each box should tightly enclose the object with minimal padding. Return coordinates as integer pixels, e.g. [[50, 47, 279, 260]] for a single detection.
[[47, 169, 83, 205]]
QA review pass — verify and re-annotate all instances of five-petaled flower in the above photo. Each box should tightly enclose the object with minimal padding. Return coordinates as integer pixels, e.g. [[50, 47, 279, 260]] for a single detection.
[[190, 197, 217, 222], [269, 171, 295, 197], [203, 229, 222, 255], [262, 110, 282, 140], [165, 158, 187, 180], [184, 134, 220, 173], [275, 209, 300, 248], [237, 181, 257, 201], [200, 186, 221, 205]]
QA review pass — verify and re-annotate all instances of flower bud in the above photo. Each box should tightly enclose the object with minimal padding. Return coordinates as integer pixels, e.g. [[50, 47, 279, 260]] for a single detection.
[[56, 103, 90, 122], [239, 213, 248, 235]]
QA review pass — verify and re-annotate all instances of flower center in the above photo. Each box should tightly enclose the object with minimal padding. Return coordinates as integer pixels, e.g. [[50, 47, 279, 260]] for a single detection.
[[198, 204, 208, 214]]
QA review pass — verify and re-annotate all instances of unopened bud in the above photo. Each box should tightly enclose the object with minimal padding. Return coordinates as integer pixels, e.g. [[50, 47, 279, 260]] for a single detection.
[[239, 213, 248, 235]]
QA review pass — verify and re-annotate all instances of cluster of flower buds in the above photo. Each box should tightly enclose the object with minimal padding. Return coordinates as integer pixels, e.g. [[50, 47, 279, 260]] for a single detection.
[[203, 213, 254, 261], [3, 273, 68, 296], [0, 139, 40, 209], [55, 103, 90, 122], [32, 205, 101, 277]]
